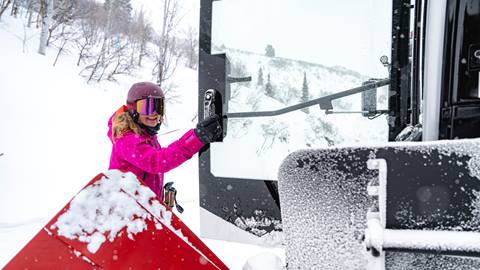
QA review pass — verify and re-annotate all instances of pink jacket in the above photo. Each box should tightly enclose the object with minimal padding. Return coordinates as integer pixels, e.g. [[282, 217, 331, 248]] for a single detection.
[[107, 110, 204, 198]]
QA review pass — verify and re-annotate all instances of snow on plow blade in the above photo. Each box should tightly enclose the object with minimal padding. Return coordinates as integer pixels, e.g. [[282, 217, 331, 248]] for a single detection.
[[278, 139, 480, 269], [4, 170, 228, 270]]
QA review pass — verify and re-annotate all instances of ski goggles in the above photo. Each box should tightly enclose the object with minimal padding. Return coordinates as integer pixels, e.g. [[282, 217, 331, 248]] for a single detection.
[[135, 96, 165, 116]]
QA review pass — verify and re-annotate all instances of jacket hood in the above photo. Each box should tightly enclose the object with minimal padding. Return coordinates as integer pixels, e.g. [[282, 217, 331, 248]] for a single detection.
[[108, 105, 128, 143]]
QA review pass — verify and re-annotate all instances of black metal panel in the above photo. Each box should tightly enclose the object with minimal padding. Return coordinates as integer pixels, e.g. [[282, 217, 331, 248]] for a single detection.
[[199, 0, 212, 55], [381, 148, 479, 230], [388, 0, 413, 140], [199, 176, 281, 236], [440, 0, 480, 139], [278, 139, 480, 268], [198, 0, 281, 238]]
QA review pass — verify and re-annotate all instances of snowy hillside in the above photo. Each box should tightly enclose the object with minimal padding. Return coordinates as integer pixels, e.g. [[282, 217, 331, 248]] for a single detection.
[[0, 3, 389, 268], [211, 48, 389, 180], [0, 12, 284, 269]]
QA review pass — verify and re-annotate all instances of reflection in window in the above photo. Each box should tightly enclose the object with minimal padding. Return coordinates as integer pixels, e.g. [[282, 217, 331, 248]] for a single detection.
[[211, 0, 392, 180]]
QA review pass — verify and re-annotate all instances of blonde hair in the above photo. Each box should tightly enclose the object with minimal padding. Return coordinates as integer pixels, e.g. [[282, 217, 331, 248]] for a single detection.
[[111, 111, 143, 141]]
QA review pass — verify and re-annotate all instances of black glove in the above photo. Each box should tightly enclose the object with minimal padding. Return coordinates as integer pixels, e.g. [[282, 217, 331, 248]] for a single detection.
[[194, 114, 223, 144]]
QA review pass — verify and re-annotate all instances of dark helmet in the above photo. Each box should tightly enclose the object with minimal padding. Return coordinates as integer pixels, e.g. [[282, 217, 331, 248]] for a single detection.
[[127, 82, 164, 105]]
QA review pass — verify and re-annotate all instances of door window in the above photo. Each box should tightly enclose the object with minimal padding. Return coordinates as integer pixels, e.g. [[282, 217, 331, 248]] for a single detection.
[[210, 0, 392, 180]]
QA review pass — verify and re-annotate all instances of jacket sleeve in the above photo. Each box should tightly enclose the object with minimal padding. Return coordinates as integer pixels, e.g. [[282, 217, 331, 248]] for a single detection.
[[115, 129, 205, 174]]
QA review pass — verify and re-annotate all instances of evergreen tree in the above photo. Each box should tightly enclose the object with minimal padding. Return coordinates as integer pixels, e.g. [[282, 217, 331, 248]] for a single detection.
[[265, 44, 275, 57], [301, 72, 309, 113], [265, 73, 273, 97], [257, 67, 264, 86]]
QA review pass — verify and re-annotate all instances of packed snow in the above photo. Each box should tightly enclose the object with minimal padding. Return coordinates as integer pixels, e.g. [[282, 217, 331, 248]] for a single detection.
[[242, 252, 284, 270], [50, 171, 174, 253]]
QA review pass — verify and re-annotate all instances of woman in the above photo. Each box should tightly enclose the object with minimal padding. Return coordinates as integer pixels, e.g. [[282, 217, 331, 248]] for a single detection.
[[107, 81, 222, 198]]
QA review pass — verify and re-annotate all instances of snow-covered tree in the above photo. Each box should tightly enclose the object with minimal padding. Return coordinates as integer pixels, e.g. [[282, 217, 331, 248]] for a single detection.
[[301, 72, 309, 113], [265, 44, 275, 57], [104, 0, 132, 35], [257, 67, 264, 86], [10, 0, 18, 17], [0, 0, 12, 19], [47, 0, 75, 46], [257, 120, 289, 155], [179, 26, 198, 69], [38, 0, 53, 55], [153, 0, 181, 89], [130, 8, 152, 67], [74, 1, 102, 66], [265, 73, 274, 97], [305, 115, 340, 147]]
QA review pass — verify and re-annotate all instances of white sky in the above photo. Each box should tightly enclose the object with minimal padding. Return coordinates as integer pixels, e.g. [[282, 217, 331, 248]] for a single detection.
[[212, 0, 392, 77], [131, 0, 392, 77], [130, 0, 199, 34]]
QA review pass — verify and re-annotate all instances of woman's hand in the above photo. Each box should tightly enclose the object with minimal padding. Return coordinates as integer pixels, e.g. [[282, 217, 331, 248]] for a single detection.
[[194, 115, 223, 144]]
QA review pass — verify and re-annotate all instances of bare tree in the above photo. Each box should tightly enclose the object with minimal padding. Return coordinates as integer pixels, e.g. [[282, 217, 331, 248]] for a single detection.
[[106, 41, 137, 81], [38, 0, 53, 55], [153, 0, 182, 89], [52, 24, 75, 66], [46, 0, 74, 46], [73, 0, 103, 66], [83, 0, 139, 82], [25, 0, 38, 28], [0, 0, 12, 19], [130, 8, 152, 67], [10, 0, 18, 17], [257, 120, 289, 155], [22, 20, 37, 52], [179, 26, 198, 69], [35, 0, 44, 28], [152, 32, 180, 87], [85, 35, 108, 83], [75, 15, 100, 65]]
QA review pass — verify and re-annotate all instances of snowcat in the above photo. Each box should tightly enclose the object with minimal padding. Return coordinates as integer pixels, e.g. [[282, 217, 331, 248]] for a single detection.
[[198, 0, 480, 269]]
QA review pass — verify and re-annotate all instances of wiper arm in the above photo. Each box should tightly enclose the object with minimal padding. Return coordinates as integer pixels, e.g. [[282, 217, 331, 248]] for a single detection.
[[225, 78, 390, 119]]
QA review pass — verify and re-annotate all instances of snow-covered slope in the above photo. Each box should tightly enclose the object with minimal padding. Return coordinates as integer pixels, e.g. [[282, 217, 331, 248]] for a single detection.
[[211, 48, 389, 180], [0, 13, 284, 269]]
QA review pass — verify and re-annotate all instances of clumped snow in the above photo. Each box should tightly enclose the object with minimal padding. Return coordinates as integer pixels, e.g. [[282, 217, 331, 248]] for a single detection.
[[467, 155, 480, 180], [50, 170, 173, 253], [242, 252, 285, 270], [383, 229, 480, 252]]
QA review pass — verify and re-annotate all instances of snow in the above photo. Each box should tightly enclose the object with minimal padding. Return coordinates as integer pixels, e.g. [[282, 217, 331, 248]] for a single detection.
[[383, 229, 480, 252], [367, 218, 480, 253], [278, 139, 480, 269], [278, 148, 372, 269], [0, 13, 284, 269], [3, 1, 479, 268], [242, 252, 284, 270], [200, 207, 284, 247], [209, 48, 390, 181], [50, 171, 168, 253], [366, 216, 384, 253]]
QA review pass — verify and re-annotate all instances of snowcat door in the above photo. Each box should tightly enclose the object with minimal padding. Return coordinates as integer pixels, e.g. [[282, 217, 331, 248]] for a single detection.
[[198, 0, 391, 245], [437, 0, 480, 139], [198, 0, 282, 245]]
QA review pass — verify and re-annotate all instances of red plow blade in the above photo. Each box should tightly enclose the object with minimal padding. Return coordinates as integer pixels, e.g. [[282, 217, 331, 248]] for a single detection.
[[4, 171, 228, 270]]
